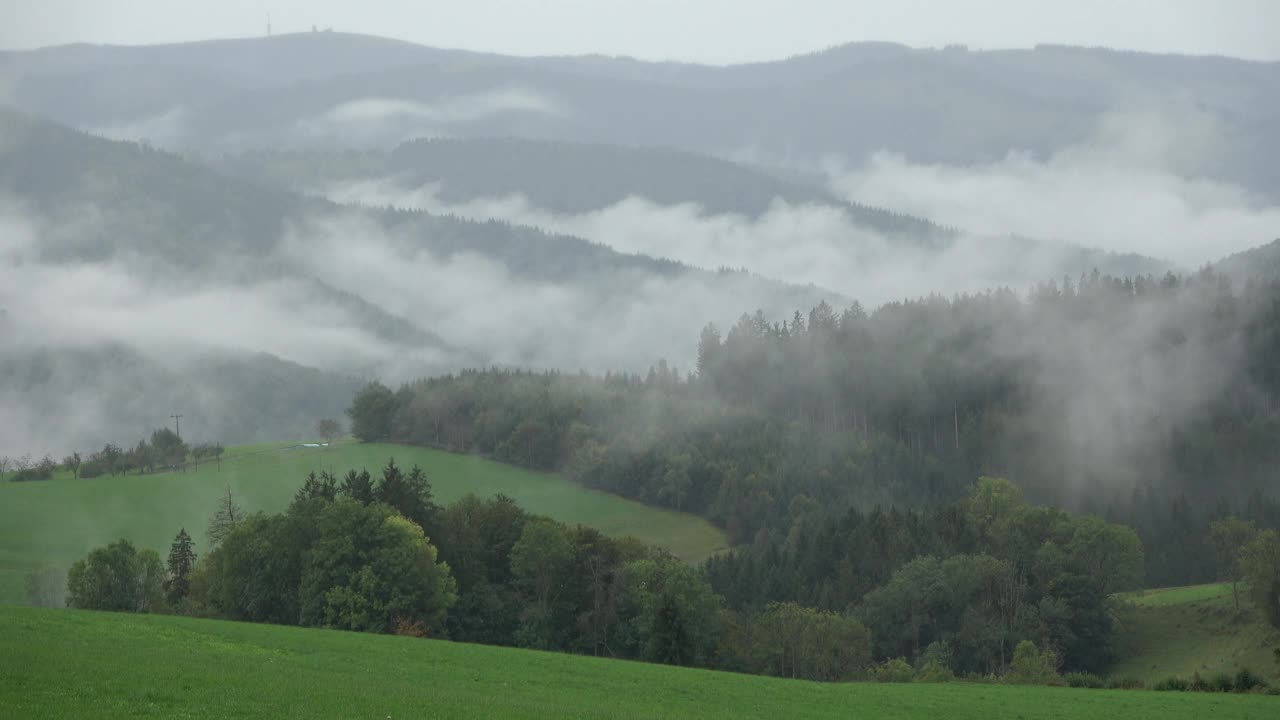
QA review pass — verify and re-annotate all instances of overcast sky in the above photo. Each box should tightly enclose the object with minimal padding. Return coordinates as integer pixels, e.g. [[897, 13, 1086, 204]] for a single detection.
[[3, 0, 1278, 62]]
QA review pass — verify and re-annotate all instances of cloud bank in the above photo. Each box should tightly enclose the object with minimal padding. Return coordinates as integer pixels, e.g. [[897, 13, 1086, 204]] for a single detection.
[[827, 108, 1280, 267]]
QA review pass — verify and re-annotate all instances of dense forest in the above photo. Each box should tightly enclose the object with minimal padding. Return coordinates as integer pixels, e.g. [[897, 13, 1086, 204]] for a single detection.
[[57, 461, 1158, 679], [348, 267, 1280, 591]]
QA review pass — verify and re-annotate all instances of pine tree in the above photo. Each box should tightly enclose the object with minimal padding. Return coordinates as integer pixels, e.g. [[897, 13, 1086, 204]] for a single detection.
[[165, 528, 197, 606], [339, 468, 376, 504], [294, 470, 338, 505]]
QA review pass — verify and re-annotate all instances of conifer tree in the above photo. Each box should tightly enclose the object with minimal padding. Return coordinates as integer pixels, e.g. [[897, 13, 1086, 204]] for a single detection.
[[165, 528, 197, 606]]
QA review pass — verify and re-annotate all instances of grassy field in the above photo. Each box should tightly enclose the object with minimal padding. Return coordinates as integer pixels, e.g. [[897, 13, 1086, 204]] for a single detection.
[[1122, 583, 1237, 608], [1113, 582, 1280, 684], [1, 607, 1275, 720], [0, 441, 727, 605]]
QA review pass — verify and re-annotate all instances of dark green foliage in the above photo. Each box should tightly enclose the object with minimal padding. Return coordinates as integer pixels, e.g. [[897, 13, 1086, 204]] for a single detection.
[[348, 382, 396, 442], [192, 496, 455, 634], [617, 556, 723, 667], [870, 658, 915, 683], [1211, 673, 1237, 693], [297, 500, 456, 633], [164, 528, 197, 607], [339, 469, 376, 504], [1154, 676, 1191, 691], [294, 471, 338, 505], [66, 540, 165, 612], [1208, 517, 1257, 611], [374, 460, 440, 539], [742, 602, 872, 681], [1008, 641, 1060, 685], [1234, 669, 1265, 692], [191, 510, 317, 624], [510, 519, 575, 650], [1240, 530, 1280, 628], [434, 494, 529, 646], [1065, 672, 1105, 689], [1106, 676, 1145, 690]]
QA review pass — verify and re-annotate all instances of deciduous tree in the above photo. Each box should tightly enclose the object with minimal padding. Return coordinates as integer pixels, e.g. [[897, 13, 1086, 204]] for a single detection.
[[67, 539, 164, 612]]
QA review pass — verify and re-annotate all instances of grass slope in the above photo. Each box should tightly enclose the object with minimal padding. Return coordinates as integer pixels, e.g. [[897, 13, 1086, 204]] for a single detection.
[[1114, 583, 1280, 684], [2, 607, 1274, 720], [0, 441, 727, 604]]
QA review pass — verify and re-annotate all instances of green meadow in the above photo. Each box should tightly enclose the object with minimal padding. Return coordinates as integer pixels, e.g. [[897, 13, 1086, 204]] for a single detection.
[[1114, 582, 1280, 684], [0, 441, 728, 604], [2, 607, 1274, 720]]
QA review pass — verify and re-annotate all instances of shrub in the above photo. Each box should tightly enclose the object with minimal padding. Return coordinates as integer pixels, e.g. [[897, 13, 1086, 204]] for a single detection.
[[1007, 640, 1059, 685], [1234, 668, 1265, 693], [915, 659, 955, 683], [1210, 673, 1235, 692], [1065, 672, 1105, 689], [11, 461, 55, 482], [1106, 676, 1145, 690], [870, 658, 915, 683], [1190, 672, 1210, 692], [392, 615, 428, 638], [1153, 676, 1190, 692], [914, 642, 955, 683]]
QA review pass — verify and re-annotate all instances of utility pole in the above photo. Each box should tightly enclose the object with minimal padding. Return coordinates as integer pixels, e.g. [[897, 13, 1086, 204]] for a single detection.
[[170, 413, 185, 472]]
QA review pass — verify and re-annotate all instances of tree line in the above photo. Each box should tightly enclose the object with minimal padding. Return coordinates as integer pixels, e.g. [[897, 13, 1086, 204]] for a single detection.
[[45, 458, 1280, 684], [346, 268, 1280, 591], [3, 428, 225, 482]]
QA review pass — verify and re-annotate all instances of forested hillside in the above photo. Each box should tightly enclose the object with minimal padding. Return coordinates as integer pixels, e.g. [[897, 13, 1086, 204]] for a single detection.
[[348, 266, 1280, 589]]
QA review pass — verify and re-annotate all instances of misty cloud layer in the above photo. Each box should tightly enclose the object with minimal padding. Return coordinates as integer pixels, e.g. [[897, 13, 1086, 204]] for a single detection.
[[321, 178, 1152, 309], [278, 212, 825, 372], [0, 197, 831, 455], [828, 108, 1280, 267], [86, 88, 572, 151], [293, 89, 570, 147]]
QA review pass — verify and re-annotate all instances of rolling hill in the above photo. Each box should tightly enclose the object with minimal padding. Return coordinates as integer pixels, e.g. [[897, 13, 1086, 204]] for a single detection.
[[2, 607, 1274, 719], [1114, 583, 1280, 685], [0, 441, 729, 604]]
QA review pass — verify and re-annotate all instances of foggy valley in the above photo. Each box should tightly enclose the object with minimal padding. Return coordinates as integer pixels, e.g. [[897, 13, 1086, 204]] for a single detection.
[[3, 2, 1280, 715]]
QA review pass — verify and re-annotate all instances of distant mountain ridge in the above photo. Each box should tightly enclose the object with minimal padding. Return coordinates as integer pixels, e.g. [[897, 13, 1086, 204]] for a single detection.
[[213, 137, 955, 243], [7, 32, 1278, 198]]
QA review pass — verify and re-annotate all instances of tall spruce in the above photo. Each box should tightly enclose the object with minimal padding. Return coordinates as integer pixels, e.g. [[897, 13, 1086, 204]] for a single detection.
[[165, 528, 197, 606]]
